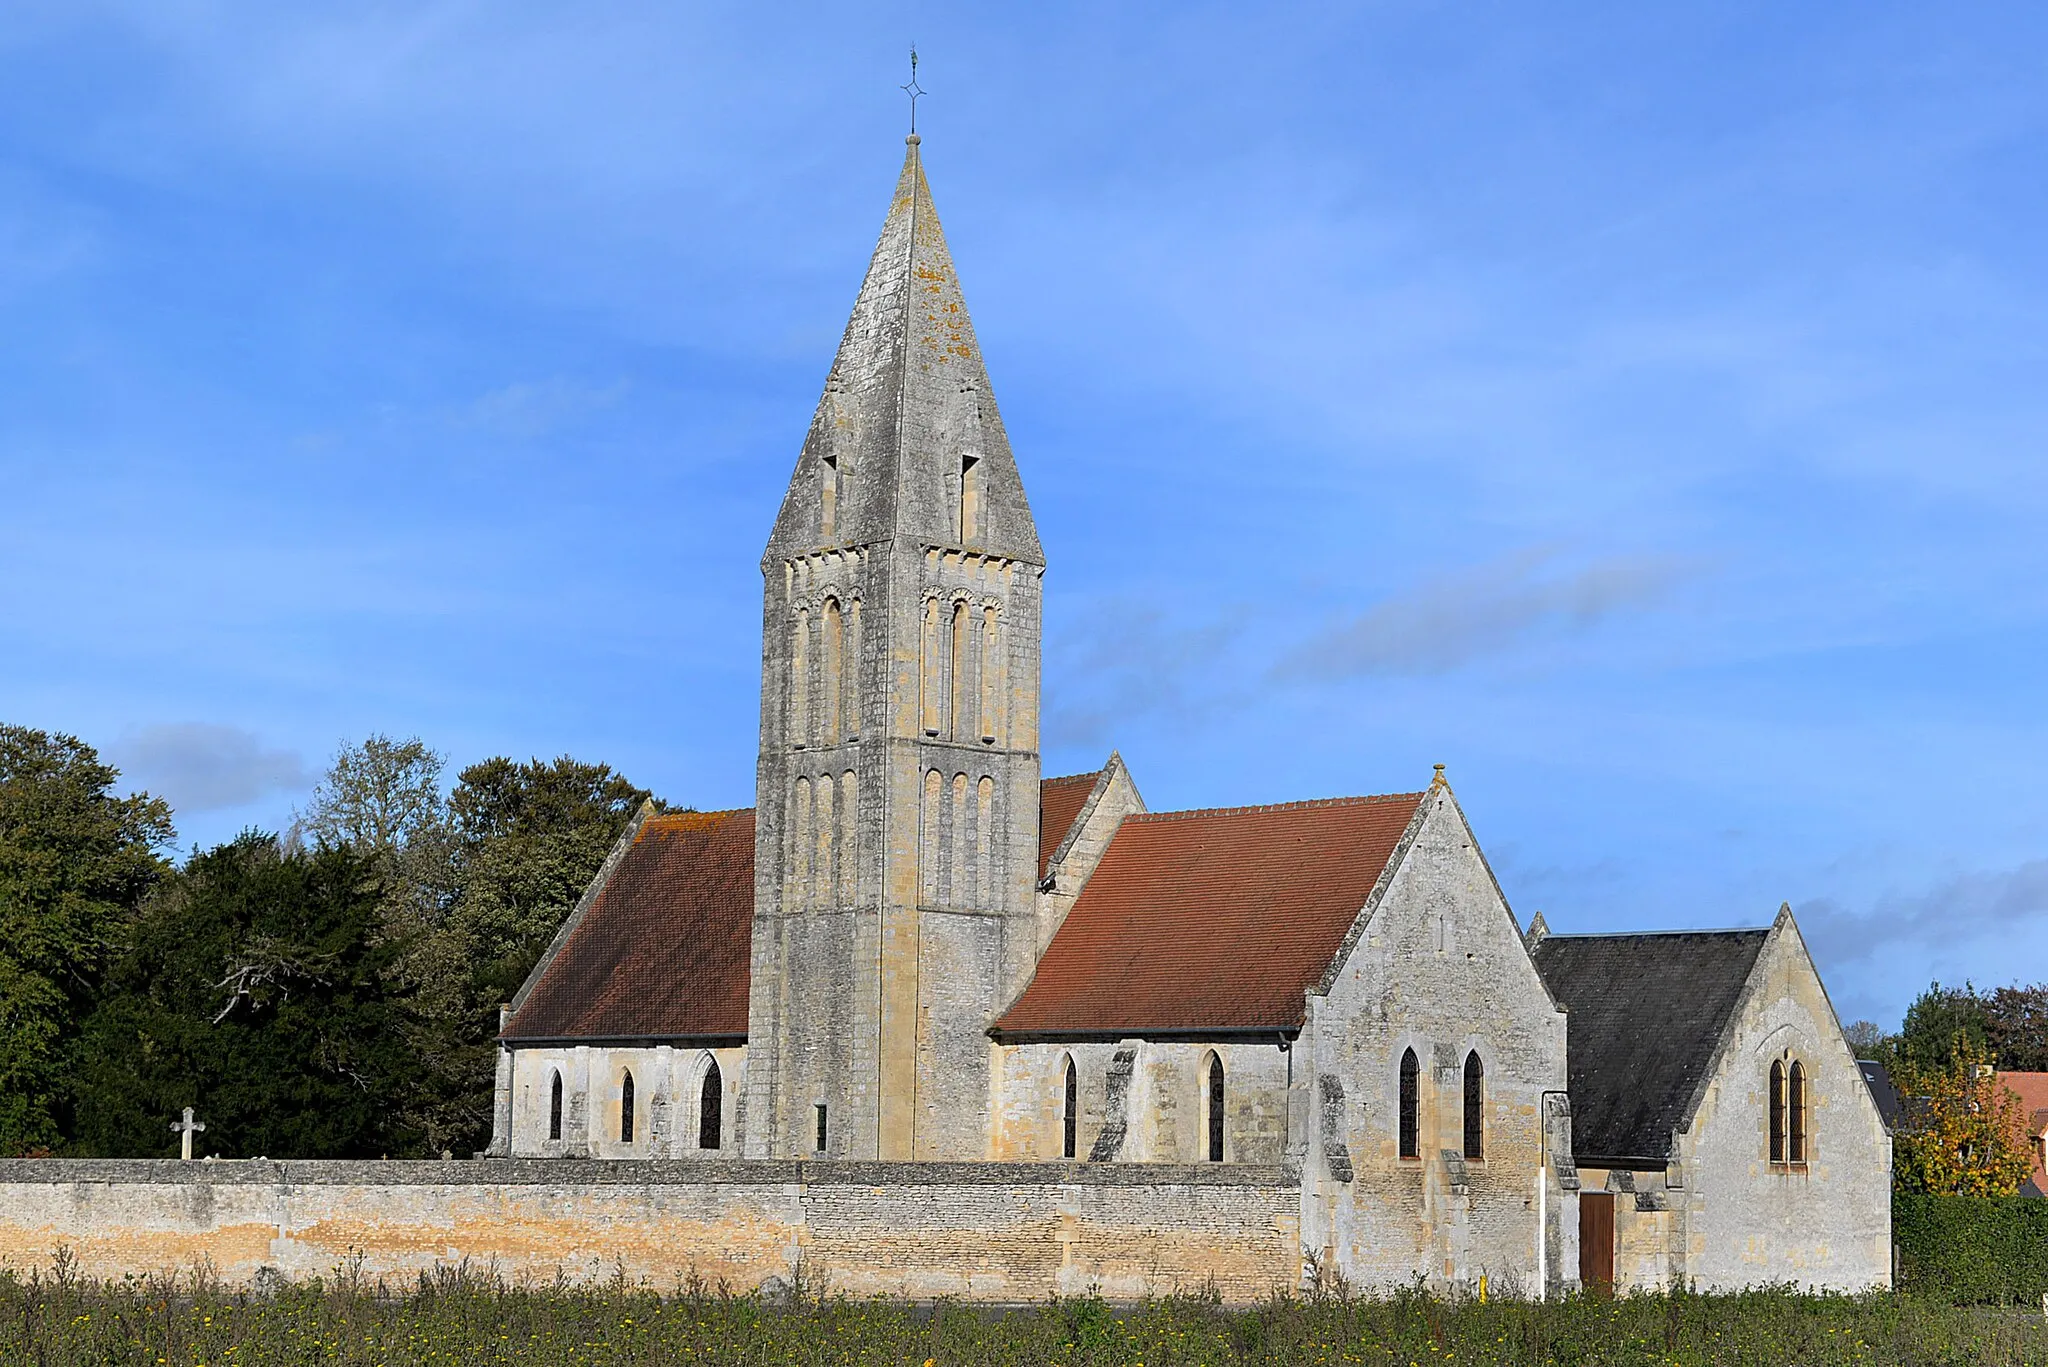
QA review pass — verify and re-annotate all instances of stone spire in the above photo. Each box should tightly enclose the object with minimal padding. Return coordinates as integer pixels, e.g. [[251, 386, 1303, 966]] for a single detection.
[[764, 135, 1042, 566], [748, 136, 1047, 1161]]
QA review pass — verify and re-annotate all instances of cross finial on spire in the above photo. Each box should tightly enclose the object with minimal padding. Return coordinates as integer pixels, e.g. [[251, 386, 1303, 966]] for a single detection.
[[900, 44, 925, 135]]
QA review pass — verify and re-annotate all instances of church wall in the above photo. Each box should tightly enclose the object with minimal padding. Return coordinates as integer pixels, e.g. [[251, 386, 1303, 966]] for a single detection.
[[990, 1041, 1293, 1164], [506, 1046, 745, 1160], [1298, 790, 1572, 1296], [1674, 921, 1892, 1291], [0, 1160, 1299, 1304]]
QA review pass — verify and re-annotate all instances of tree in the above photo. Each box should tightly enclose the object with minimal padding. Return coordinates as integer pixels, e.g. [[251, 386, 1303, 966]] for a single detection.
[[1892, 1036, 2035, 1196], [0, 726, 174, 1154], [1985, 985, 2048, 1073], [73, 833, 413, 1158], [294, 735, 445, 852], [371, 753, 659, 1157], [1895, 983, 1991, 1074]]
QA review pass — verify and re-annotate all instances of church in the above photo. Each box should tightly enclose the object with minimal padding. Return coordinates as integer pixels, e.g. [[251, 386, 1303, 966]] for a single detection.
[[483, 135, 1892, 1295]]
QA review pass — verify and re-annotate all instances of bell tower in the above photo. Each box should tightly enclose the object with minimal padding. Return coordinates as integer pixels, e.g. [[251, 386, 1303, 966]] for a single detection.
[[744, 135, 1045, 1160]]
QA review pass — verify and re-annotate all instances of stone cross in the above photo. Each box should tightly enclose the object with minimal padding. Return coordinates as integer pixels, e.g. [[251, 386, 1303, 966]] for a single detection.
[[169, 1106, 206, 1161]]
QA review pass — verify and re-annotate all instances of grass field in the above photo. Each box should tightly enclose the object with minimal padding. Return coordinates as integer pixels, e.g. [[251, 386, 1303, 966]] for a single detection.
[[6, 1265, 2045, 1366]]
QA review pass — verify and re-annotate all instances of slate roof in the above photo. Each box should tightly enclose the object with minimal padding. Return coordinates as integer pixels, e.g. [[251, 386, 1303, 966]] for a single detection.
[[502, 810, 756, 1042], [1038, 769, 1102, 882], [1857, 1060, 1903, 1131], [995, 793, 1426, 1037], [1530, 929, 1770, 1165]]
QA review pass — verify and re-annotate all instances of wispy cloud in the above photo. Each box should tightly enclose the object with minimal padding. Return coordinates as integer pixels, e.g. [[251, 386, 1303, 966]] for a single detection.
[[110, 723, 311, 814], [1799, 860, 2048, 974], [462, 377, 630, 440], [1045, 601, 1253, 750], [1276, 547, 1691, 681]]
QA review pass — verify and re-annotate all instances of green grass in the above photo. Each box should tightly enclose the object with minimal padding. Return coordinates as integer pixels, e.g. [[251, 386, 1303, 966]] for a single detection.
[[5, 1265, 2045, 1366]]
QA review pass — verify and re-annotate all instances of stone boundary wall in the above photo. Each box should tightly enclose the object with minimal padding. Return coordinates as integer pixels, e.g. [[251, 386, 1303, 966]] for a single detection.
[[0, 1160, 1302, 1304]]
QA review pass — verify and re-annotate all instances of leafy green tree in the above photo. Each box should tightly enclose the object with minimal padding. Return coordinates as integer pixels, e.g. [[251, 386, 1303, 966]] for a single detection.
[[0, 726, 174, 1154], [1985, 985, 2048, 1072], [73, 833, 414, 1158], [1896, 983, 1992, 1074]]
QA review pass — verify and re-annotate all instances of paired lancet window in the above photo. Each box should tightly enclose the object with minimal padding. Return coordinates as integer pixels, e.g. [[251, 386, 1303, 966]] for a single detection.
[[1398, 1048, 1420, 1160], [699, 1059, 723, 1151], [1205, 1054, 1226, 1162], [1769, 1058, 1809, 1165]]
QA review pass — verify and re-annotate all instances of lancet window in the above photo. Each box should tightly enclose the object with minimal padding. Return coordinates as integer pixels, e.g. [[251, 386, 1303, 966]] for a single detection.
[[699, 1059, 723, 1151], [1463, 1051, 1484, 1161], [1205, 1053, 1226, 1163], [548, 1070, 563, 1142], [1398, 1048, 1420, 1160], [1062, 1055, 1079, 1160], [620, 1070, 636, 1144]]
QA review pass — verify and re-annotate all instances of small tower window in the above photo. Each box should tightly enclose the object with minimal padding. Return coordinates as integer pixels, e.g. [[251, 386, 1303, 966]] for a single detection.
[[1205, 1053, 1226, 1163], [1788, 1060, 1808, 1164], [1398, 1048, 1420, 1160], [814, 1102, 829, 1154], [620, 1070, 636, 1144], [820, 453, 840, 538], [1062, 1055, 1078, 1160], [959, 453, 982, 542], [699, 1059, 723, 1151], [1463, 1051, 1484, 1161], [548, 1070, 563, 1142], [1769, 1059, 1786, 1163]]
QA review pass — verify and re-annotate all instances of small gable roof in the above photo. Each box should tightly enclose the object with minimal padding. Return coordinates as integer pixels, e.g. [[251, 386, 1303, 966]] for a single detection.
[[1039, 769, 1102, 882], [1531, 928, 1770, 1165], [996, 792, 1426, 1037], [503, 809, 755, 1042]]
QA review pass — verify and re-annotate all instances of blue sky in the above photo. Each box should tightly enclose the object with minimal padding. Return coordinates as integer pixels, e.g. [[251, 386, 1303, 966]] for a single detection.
[[3, 3, 2044, 1028]]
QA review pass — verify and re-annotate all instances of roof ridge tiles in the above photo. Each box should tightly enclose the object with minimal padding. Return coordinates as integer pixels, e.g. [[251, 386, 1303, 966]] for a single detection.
[[1537, 926, 1772, 940], [1042, 769, 1105, 786], [1130, 792, 1426, 823]]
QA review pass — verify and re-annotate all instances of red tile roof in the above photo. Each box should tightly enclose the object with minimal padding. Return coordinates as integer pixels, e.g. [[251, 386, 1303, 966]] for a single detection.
[[502, 809, 755, 1041], [1038, 769, 1103, 881], [1998, 1071, 2048, 1190], [996, 792, 1427, 1036]]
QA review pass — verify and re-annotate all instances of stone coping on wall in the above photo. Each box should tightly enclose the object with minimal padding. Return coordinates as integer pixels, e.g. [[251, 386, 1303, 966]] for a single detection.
[[0, 1158, 1301, 1189]]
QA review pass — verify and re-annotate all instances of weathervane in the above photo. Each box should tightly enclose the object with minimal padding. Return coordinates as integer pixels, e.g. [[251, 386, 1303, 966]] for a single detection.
[[900, 44, 925, 134]]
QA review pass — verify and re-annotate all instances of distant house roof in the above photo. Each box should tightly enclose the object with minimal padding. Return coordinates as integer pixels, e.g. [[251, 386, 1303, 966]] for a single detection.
[[1531, 928, 1770, 1166], [995, 793, 1426, 1038], [1038, 769, 1102, 882], [502, 809, 756, 1042], [1858, 1059, 1904, 1130], [1995, 1070, 2048, 1195]]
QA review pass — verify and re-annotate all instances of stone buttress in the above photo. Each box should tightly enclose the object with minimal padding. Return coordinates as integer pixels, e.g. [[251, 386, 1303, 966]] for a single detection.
[[745, 135, 1047, 1160]]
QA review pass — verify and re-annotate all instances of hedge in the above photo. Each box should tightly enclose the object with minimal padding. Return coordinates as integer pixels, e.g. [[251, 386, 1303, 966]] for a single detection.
[[1894, 1192, 2048, 1303]]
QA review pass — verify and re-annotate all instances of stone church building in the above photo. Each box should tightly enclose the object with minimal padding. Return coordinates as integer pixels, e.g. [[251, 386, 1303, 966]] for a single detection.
[[483, 136, 1891, 1294]]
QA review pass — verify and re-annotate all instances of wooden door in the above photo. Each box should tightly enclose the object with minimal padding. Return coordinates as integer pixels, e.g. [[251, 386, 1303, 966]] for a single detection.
[[1579, 1191, 1615, 1294]]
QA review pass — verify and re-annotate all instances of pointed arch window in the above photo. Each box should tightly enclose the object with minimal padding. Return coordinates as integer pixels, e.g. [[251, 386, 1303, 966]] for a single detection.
[[699, 1059, 723, 1151], [1769, 1060, 1786, 1163], [1205, 1053, 1226, 1163], [548, 1070, 563, 1142], [1062, 1055, 1079, 1160], [1789, 1060, 1808, 1164], [620, 1070, 636, 1144], [1398, 1048, 1420, 1160], [1462, 1051, 1484, 1161]]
